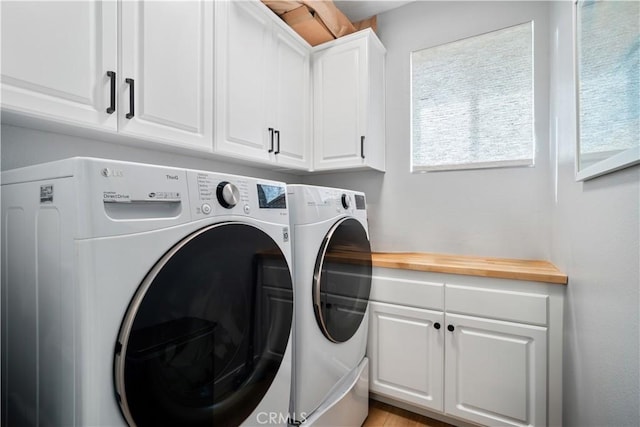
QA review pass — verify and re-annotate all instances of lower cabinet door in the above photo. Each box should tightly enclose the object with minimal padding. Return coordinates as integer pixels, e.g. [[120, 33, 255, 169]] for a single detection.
[[444, 313, 547, 427], [368, 301, 444, 412]]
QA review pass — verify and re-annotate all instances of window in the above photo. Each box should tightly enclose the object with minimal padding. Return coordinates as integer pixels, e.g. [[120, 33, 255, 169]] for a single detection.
[[576, 0, 639, 180], [411, 22, 534, 172]]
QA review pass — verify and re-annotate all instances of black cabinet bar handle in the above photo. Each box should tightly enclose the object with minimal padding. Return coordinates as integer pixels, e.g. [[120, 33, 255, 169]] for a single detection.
[[106, 71, 116, 114], [268, 128, 274, 153], [274, 130, 280, 155], [126, 78, 135, 119], [361, 135, 365, 159]]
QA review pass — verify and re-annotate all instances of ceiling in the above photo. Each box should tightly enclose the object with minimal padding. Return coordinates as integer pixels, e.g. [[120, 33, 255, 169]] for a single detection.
[[333, 0, 414, 22]]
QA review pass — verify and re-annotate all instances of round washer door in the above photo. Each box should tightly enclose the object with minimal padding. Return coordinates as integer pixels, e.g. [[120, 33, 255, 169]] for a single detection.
[[114, 223, 293, 427], [313, 217, 372, 343]]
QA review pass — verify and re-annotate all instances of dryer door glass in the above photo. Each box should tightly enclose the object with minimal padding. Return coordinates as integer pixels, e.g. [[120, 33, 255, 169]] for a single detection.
[[313, 217, 372, 343], [114, 223, 293, 427]]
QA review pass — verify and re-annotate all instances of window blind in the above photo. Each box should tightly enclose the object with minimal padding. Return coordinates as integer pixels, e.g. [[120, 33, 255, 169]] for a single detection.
[[411, 22, 534, 172]]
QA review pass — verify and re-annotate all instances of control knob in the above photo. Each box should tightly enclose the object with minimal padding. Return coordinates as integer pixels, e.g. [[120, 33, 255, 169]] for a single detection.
[[216, 181, 240, 209], [341, 194, 350, 210]]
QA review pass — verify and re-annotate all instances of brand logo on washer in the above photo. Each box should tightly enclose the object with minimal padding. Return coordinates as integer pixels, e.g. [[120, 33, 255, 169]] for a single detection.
[[166, 174, 179, 180], [101, 168, 124, 178]]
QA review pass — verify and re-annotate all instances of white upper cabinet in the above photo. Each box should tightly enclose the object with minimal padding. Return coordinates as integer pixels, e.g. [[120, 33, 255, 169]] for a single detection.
[[1, 1, 117, 130], [215, 1, 271, 162], [312, 29, 386, 172], [1, 0, 213, 151], [1, 0, 386, 172], [119, 1, 214, 150], [215, 1, 310, 170], [271, 31, 311, 170]]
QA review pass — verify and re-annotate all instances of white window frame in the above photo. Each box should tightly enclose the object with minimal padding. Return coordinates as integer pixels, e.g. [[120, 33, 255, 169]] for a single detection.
[[574, 0, 640, 181]]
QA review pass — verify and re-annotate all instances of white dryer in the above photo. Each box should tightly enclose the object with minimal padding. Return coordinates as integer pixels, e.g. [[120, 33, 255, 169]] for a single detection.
[[287, 184, 372, 426], [1, 157, 294, 427]]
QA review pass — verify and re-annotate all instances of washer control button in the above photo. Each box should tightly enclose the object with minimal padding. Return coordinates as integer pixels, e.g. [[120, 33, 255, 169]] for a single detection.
[[201, 203, 212, 215], [244, 204, 250, 214]]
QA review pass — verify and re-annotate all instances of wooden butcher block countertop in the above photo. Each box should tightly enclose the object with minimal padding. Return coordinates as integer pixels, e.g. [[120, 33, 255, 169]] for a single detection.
[[371, 252, 568, 285]]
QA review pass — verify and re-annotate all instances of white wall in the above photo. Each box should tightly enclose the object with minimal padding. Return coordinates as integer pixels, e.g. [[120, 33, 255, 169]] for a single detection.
[[549, 3, 640, 425], [305, 1, 552, 259], [0, 125, 295, 183]]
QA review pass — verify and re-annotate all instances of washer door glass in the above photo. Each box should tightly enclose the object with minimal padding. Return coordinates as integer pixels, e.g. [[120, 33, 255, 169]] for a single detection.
[[313, 218, 372, 343], [114, 223, 293, 427]]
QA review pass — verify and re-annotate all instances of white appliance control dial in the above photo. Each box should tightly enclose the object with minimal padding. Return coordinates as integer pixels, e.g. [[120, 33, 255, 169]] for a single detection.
[[201, 203, 212, 215], [216, 181, 240, 209], [341, 194, 350, 210]]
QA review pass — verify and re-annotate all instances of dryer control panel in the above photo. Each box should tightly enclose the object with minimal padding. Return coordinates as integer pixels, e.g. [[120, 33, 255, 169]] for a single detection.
[[287, 184, 367, 225]]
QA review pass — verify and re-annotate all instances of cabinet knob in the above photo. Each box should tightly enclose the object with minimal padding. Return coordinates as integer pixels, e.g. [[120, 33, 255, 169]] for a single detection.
[[447, 324, 455, 332], [433, 322, 441, 330]]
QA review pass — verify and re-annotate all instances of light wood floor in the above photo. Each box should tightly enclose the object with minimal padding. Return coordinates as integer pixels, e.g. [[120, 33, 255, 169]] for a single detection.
[[363, 400, 455, 427]]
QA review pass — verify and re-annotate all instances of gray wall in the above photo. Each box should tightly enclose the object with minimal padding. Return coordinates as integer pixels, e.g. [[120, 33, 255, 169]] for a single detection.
[[549, 3, 640, 425], [305, 1, 552, 260], [1, 125, 295, 183]]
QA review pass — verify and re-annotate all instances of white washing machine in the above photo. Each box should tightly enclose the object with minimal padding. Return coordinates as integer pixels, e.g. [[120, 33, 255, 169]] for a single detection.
[[1, 157, 295, 427], [287, 185, 372, 426]]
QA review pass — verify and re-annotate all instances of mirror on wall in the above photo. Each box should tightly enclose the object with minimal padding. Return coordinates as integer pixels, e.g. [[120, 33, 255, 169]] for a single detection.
[[575, 0, 639, 181]]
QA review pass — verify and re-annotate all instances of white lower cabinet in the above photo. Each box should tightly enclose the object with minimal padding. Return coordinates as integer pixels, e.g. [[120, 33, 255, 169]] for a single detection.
[[369, 302, 444, 412], [368, 268, 563, 427], [444, 313, 547, 427]]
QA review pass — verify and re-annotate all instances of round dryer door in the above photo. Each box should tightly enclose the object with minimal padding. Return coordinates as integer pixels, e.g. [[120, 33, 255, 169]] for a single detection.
[[313, 217, 372, 343], [114, 223, 293, 427]]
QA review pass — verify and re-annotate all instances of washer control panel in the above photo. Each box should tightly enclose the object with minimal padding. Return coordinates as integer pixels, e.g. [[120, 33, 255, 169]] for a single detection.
[[186, 170, 288, 224]]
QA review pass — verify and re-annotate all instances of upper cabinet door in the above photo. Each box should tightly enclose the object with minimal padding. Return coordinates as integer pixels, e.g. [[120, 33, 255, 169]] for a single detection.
[[313, 38, 367, 169], [312, 30, 386, 172], [214, 0, 272, 162], [272, 30, 310, 170], [1, 1, 117, 130], [119, 1, 213, 151]]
